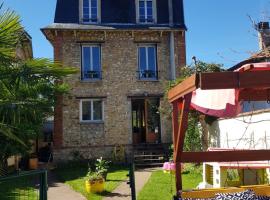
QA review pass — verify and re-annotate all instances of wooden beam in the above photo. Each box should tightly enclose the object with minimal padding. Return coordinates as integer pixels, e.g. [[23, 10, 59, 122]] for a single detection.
[[172, 100, 180, 153], [168, 74, 198, 103], [180, 150, 270, 163], [200, 71, 270, 90], [174, 93, 192, 194], [200, 72, 238, 90], [239, 71, 270, 88], [239, 89, 270, 101]]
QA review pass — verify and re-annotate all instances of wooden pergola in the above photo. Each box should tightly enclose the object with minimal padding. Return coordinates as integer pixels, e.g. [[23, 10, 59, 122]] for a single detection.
[[167, 69, 270, 197]]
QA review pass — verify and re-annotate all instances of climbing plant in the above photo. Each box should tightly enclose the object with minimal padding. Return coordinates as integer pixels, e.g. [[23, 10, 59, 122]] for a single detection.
[[167, 60, 224, 152]]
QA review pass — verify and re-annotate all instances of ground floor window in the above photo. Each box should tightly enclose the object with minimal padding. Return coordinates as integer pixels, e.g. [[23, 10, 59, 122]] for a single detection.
[[80, 99, 103, 122]]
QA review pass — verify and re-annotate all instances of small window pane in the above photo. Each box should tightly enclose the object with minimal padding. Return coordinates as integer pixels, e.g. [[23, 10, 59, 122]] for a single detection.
[[82, 101, 91, 121], [139, 47, 147, 71], [139, 1, 145, 8], [146, 1, 152, 9], [83, 47, 91, 79], [147, 47, 156, 71], [93, 101, 103, 120], [92, 47, 100, 78], [91, 8, 97, 16], [91, 0, 97, 7], [83, 0, 89, 8]]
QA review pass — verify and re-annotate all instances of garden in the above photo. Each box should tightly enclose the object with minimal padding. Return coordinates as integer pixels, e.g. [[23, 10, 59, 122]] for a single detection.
[[54, 158, 129, 200]]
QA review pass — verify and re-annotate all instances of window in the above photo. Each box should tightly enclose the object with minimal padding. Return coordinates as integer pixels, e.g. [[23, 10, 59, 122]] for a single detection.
[[82, 0, 100, 23], [138, 45, 157, 80], [80, 99, 103, 122], [81, 45, 101, 80], [137, 0, 156, 23]]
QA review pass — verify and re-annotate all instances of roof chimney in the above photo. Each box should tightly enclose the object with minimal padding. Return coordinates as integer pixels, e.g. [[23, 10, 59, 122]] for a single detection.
[[257, 21, 270, 50]]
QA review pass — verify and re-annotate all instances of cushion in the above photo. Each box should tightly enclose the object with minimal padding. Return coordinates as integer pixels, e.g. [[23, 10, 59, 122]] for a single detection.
[[255, 196, 270, 200], [215, 189, 256, 200], [182, 198, 215, 200]]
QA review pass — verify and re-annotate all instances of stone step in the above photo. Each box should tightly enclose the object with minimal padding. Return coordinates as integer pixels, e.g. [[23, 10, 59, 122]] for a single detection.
[[135, 162, 164, 167], [134, 154, 165, 158]]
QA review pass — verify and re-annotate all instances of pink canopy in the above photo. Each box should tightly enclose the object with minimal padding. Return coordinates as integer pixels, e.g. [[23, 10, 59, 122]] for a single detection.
[[190, 62, 270, 118]]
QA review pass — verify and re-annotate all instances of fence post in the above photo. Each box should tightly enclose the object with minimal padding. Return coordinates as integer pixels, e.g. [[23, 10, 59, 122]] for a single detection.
[[129, 163, 136, 200], [39, 170, 48, 200]]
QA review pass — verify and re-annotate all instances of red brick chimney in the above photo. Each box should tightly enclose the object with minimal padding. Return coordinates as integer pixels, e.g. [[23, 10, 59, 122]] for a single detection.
[[258, 22, 270, 50]]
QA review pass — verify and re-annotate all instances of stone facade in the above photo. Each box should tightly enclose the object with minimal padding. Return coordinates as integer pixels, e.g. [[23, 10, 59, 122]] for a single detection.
[[43, 29, 186, 161]]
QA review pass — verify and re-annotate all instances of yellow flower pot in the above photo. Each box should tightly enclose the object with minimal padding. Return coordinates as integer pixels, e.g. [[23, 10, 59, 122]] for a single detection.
[[85, 179, 105, 193]]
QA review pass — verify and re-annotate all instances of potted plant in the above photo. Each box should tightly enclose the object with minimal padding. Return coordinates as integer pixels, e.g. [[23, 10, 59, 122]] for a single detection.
[[95, 157, 110, 180], [85, 169, 105, 193], [29, 153, 38, 170]]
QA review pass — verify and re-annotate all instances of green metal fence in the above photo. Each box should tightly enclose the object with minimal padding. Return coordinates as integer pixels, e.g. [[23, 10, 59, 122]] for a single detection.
[[0, 170, 47, 200]]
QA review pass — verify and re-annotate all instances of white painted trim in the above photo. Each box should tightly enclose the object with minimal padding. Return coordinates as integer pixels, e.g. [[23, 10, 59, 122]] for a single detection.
[[135, 0, 157, 24], [79, 99, 104, 122]]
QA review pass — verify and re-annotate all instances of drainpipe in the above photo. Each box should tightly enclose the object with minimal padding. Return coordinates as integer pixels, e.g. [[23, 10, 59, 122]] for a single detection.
[[170, 32, 176, 80], [168, 0, 176, 80]]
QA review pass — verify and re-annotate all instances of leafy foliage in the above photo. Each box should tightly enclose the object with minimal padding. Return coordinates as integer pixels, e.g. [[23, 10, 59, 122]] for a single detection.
[[167, 61, 224, 152], [0, 5, 77, 173]]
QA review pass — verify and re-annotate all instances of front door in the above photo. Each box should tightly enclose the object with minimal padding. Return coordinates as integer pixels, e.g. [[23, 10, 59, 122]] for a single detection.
[[132, 98, 161, 144]]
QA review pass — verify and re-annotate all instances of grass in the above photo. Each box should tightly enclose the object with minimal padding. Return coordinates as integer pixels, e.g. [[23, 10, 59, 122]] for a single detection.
[[54, 162, 129, 200], [0, 175, 39, 200], [138, 164, 202, 200]]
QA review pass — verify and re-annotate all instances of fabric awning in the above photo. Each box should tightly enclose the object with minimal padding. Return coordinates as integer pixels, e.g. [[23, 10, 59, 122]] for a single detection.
[[190, 62, 270, 117]]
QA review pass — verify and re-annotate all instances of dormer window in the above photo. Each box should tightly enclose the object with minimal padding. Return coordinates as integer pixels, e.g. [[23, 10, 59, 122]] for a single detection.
[[82, 0, 100, 23], [137, 0, 156, 24]]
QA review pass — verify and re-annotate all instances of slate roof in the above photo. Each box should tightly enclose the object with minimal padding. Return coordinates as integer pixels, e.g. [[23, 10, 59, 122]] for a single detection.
[[53, 0, 186, 30]]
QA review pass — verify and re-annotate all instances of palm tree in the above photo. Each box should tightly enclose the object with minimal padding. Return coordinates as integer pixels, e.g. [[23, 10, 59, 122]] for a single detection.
[[0, 5, 77, 175]]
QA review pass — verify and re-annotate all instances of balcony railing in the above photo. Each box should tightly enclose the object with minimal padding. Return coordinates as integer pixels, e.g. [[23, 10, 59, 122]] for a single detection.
[[82, 70, 102, 80], [138, 70, 158, 80], [139, 17, 154, 23], [82, 18, 98, 23]]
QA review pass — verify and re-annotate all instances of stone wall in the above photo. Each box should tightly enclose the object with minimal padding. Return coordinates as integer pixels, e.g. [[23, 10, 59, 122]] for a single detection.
[[45, 30, 186, 161]]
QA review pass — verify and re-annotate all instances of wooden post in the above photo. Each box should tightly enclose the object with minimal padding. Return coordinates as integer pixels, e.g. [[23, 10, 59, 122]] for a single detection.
[[173, 93, 192, 197], [172, 100, 180, 153]]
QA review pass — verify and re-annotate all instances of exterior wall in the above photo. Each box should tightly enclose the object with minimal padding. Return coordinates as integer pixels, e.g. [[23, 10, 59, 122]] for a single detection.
[[209, 110, 270, 149], [48, 30, 185, 161]]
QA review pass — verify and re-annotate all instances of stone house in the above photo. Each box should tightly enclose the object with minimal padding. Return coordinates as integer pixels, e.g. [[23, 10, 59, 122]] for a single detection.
[[42, 0, 186, 162]]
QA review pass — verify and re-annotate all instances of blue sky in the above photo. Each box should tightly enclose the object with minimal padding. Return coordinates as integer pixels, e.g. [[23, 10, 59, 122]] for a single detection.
[[3, 0, 269, 68]]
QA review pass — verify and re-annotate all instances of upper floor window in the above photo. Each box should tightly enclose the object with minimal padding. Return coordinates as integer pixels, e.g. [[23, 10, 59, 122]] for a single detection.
[[82, 0, 100, 23], [137, 0, 156, 23], [81, 45, 101, 80], [80, 99, 103, 122], [138, 45, 158, 80]]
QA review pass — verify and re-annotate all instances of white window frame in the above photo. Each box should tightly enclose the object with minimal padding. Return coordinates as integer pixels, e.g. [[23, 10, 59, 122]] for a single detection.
[[81, 44, 102, 80], [80, 99, 104, 122], [138, 44, 158, 80], [80, 0, 101, 24], [136, 0, 157, 24]]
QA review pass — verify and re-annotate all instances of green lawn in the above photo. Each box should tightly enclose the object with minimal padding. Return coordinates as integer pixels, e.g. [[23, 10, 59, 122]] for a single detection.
[[0, 176, 38, 200], [54, 163, 129, 200], [138, 164, 202, 200]]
